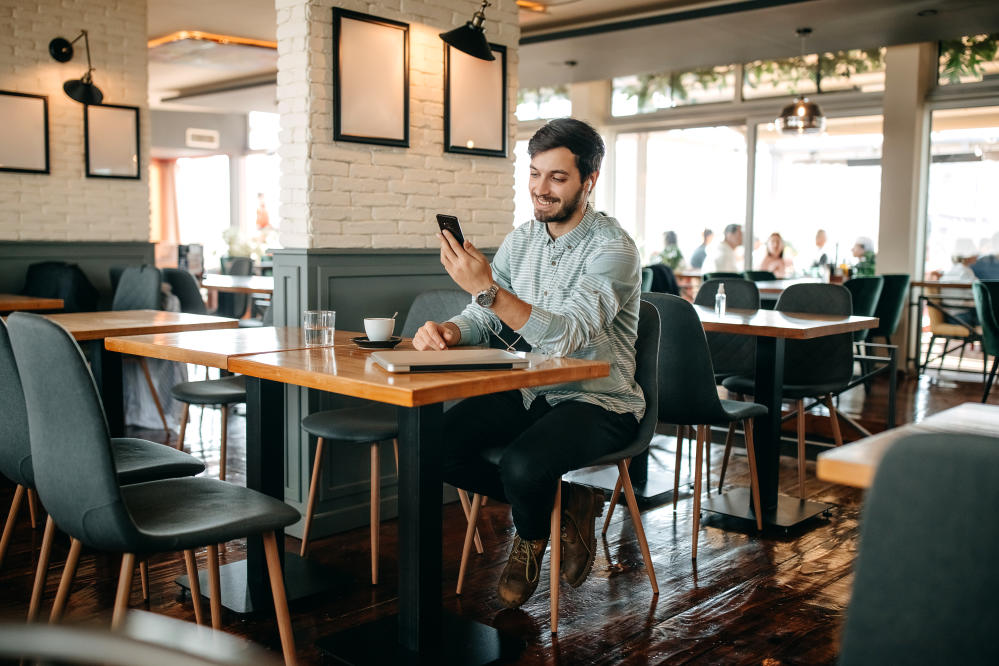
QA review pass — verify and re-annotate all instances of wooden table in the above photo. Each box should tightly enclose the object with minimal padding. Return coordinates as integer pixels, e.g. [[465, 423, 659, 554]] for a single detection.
[[693, 305, 878, 527], [200, 274, 275, 295], [39, 310, 238, 436], [816, 402, 999, 488], [755, 277, 823, 296], [227, 346, 609, 661], [0, 293, 64, 311]]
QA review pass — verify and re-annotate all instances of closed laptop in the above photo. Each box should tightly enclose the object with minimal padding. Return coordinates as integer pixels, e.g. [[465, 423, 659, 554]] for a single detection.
[[371, 349, 529, 373]]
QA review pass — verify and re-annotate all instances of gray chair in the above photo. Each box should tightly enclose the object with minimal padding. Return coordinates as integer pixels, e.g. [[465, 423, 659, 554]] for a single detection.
[[694, 278, 759, 381], [456, 300, 661, 634], [217, 257, 252, 320], [742, 270, 777, 281], [972, 281, 999, 402], [643, 293, 766, 558], [839, 433, 999, 665], [723, 283, 854, 497], [7, 312, 298, 664], [171, 375, 247, 481], [162, 268, 207, 315], [297, 289, 472, 582], [702, 271, 741, 281]]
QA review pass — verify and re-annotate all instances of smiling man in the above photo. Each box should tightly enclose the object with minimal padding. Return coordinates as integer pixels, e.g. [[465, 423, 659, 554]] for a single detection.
[[412, 118, 644, 608]]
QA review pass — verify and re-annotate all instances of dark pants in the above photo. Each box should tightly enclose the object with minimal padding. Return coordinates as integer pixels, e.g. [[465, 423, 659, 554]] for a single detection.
[[441, 390, 639, 540]]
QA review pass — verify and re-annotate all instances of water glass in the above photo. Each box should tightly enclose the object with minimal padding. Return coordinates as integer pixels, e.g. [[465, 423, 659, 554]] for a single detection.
[[303, 310, 335, 347]]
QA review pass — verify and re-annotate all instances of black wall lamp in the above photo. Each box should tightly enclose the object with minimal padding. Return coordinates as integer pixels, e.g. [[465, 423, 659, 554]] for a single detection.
[[440, 0, 495, 61], [49, 30, 104, 105]]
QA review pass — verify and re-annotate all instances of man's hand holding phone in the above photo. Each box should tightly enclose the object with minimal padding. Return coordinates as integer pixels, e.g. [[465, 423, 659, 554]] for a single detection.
[[413, 320, 461, 350], [436, 214, 493, 296]]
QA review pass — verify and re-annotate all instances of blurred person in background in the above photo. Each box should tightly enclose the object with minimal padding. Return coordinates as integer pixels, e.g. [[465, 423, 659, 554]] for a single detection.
[[851, 236, 876, 277], [656, 230, 685, 270], [810, 229, 830, 269], [758, 232, 793, 278], [689, 228, 713, 270], [938, 238, 979, 328], [702, 223, 743, 273], [972, 231, 999, 280]]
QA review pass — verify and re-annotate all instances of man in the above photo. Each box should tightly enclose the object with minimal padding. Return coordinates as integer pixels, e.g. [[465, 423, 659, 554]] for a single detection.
[[413, 118, 644, 608], [702, 223, 743, 273], [811, 229, 829, 268], [972, 231, 999, 280], [689, 228, 713, 269], [851, 236, 876, 277]]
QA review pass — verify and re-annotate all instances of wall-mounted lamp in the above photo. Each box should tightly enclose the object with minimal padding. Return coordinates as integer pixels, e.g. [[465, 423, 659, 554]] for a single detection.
[[440, 1, 495, 61], [48, 30, 104, 105]]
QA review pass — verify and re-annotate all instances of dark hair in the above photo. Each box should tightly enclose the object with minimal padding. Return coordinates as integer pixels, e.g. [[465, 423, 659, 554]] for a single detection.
[[664, 231, 678, 245], [527, 118, 605, 182], [724, 223, 742, 237], [703, 228, 713, 240]]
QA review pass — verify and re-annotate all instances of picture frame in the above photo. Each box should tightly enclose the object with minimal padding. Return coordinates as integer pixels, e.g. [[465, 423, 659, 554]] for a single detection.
[[444, 43, 507, 158], [85, 103, 141, 179], [332, 8, 409, 148], [0, 91, 49, 174]]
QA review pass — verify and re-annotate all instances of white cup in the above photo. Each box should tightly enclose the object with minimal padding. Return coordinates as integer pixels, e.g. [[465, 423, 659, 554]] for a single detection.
[[364, 317, 395, 341]]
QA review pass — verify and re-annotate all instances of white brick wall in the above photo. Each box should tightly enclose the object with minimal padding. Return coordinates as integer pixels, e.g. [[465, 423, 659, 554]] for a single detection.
[[277, 0, 519, 249], [0, 0, 149, 241]]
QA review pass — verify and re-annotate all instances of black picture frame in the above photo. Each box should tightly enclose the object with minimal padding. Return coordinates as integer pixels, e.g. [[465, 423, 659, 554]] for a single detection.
[[0, 91, 49, 174], [85, 103, 141, 180], [332, 8, 409, 148], [444, 43, 507, 158]]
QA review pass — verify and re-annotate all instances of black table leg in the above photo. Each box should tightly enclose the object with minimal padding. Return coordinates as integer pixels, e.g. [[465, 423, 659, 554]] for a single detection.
[[98, 344, 125, 438]]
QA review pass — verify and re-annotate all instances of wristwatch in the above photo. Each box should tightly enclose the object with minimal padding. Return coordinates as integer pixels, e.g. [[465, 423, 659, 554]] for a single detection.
[[475, 283, 499, 308]]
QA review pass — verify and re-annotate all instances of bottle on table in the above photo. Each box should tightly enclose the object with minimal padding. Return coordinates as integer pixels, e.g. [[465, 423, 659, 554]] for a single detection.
[[715, 283, 727, 316]]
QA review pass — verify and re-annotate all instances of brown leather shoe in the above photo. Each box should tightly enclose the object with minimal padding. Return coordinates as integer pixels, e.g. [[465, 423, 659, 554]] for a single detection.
[[560, 482, 604, 587], [497, 535, 547, 608]]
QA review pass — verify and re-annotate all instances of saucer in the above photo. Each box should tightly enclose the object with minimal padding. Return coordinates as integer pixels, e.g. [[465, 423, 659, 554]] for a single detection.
[[352, 335, 402, 350]]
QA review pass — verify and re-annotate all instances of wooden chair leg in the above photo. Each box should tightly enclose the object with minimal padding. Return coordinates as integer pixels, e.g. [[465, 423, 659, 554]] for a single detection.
[[704, 429, 711, 494], [457, 489, 484, 554], [456, 492, 483, 595], [183, 550, 204, 626], [672, 425, 684, 512], [219, 406, 229, 481], [550, 481, 562, 635], [300, 436, 326, 557], [26, 487, 38, 529], [743, 419, 763, 531], [139, 357, 170, 438], [370, 442, 380, 585], [796, 399, 806, 498], [112, 553, 136, 630], [27, 515, 57, 622], [139, 560, 149, 601], [602, 469, 625, 536], [50, 537, 82, 623], [263, 531, 298, 666], [177, 402, 190, 452], [692, 425, 706, 560], [206, 544, 222, 630], [824, 395, 844, 447], [0, 484, 25, 567], [718, 422, 737, 493], [618, 460, 659, 594], [392, 438, 399, 475]]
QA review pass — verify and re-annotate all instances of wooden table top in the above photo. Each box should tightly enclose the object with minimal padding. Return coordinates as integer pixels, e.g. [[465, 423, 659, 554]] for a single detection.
[[694, 305, 877, 339], [0, 294, 64, 311], [910, 280, 974, 290], [106, 327, 359, 369], [816, 402, 999, 488], [40, 310, 238, 341], [200, 274, 275, 294], [229, 348, 610, 408]]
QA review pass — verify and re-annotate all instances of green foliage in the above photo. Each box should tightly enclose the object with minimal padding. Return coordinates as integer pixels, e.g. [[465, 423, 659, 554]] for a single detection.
[[744, 48, 886, 94], [620, 67, 733, 113], [517, 85, 570, 110], [657, 245, 684, 271], [939, 33, 999, 83]]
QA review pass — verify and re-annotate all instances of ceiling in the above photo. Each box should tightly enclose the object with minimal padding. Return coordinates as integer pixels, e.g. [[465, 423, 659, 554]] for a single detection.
[[147, 0, 999, 114]]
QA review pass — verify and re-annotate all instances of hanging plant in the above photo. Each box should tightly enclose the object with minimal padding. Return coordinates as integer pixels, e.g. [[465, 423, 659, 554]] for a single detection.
[[938, 33, 999, 83]]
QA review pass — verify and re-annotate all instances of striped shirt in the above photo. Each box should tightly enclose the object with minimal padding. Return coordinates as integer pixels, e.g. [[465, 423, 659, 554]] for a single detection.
[[449, 205, 645, 419]]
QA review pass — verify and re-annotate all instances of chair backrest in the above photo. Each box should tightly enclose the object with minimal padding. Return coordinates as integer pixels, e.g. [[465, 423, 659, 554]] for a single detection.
[[839, 433, 999, 664], [645, 264, 679, 295], [868, 273, 910, 340], [843, 276, 884, 342], [743, 270, 776, 282], [401, 289, 472, 337], [641, 267, 653, 293], [643, 292, 743, 426], [702, 272, 741, 281], [217, 257, 253, 319], [973, 281, 999, 355], [693, 278, 759, 378], [7, 313, 137, 551], [21, 261, 98, 313], [776, 283, 854, 386], [0, 319, 33, 488], [162, 268, 207, 315], [112, 266, 162, 311]]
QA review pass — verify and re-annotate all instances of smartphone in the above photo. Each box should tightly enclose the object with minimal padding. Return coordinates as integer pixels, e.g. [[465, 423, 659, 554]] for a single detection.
[[436, 213, 465, 246]]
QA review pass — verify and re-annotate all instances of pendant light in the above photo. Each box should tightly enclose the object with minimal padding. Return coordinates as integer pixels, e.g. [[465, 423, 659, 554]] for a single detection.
[[775, 27, 825, 134], [440, 0, 495, 61], [48, 30, 104, 105]]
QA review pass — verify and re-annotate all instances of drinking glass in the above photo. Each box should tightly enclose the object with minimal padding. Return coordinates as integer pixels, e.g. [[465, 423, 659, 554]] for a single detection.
[[303, 310, 335, 346]]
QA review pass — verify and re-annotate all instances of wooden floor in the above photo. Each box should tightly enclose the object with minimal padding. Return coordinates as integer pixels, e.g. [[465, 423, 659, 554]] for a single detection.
[[0, 361, 993, 664]]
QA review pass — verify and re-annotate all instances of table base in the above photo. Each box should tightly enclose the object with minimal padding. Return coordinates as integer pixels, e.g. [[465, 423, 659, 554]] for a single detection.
[[317, 613, 524, 665], [176, 554, 343, 614], [701, 487, 832, 529]]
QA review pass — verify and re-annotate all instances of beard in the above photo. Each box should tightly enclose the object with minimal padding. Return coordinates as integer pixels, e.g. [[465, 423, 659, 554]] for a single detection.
[[533, 185, 587, 224]]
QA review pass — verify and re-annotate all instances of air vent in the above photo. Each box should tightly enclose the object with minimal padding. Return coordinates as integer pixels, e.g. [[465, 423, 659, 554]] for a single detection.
[[185, 128, 220, 149]]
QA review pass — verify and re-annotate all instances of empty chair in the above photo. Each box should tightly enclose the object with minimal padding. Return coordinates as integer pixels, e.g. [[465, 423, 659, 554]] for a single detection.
[[843, 276, 884, 343], [162, 268, 207, 315], [839, 433, 999, 665], [867, 274, 910, 345], [702, 271, 741, 281], [171, 375, 246, 480], [972, 281, 999, 402], [920, 284, 979, 376], [742, 270, 777, 281], [644, 263, 679, 294], [21, 261, 98, 313], [7, 312, 298, 665], [216, 257, 252, 320]]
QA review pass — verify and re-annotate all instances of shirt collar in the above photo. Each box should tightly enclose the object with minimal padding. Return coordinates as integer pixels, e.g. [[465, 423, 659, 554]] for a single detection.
[[535, 204, 596, 248]]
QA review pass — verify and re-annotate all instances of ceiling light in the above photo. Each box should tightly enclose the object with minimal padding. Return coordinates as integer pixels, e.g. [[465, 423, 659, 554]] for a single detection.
[[440, 0, 495, 61], [774, 28, 826, 135], [49, 30, 103, 105]]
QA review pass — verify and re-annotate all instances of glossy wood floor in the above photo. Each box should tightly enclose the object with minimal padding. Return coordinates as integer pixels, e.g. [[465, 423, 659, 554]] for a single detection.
[[1, 363, 993, 664]]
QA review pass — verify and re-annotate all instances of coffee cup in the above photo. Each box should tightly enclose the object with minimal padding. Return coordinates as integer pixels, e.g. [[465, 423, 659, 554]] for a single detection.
[[364, 317, 395, 342]]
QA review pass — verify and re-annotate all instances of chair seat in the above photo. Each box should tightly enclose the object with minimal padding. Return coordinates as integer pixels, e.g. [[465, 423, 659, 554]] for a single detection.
[[121, 476, 299, 553], [111, 437, 205, 485], [715, 399, 767, 423], [929, 322, 975, 337], [722, 374, 849, 399], [301, 404, 398, 443], [170, 375, 247, 405]]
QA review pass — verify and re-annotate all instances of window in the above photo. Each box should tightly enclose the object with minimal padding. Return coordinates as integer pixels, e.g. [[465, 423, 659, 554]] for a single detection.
[[244, 152, 282, 254], [754, 115, 884, 275], [743, 48, 886, 99], [612, 66, 736, 116], [938, 34, 999, 86], [175, 155, 231, 268], [248, 111, 280, 151], [516, 86, 570, 122]]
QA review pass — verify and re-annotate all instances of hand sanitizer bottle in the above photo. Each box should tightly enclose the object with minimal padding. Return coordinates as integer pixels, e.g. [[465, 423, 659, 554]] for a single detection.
[[715, 282, 727, 316]]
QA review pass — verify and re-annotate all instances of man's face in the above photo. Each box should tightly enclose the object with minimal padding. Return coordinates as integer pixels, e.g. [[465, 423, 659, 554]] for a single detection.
[[816, 230, 827, 247], [728, 227, 743, 247], [529, 147, 592, 224], [852, 244, 866, 257]]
